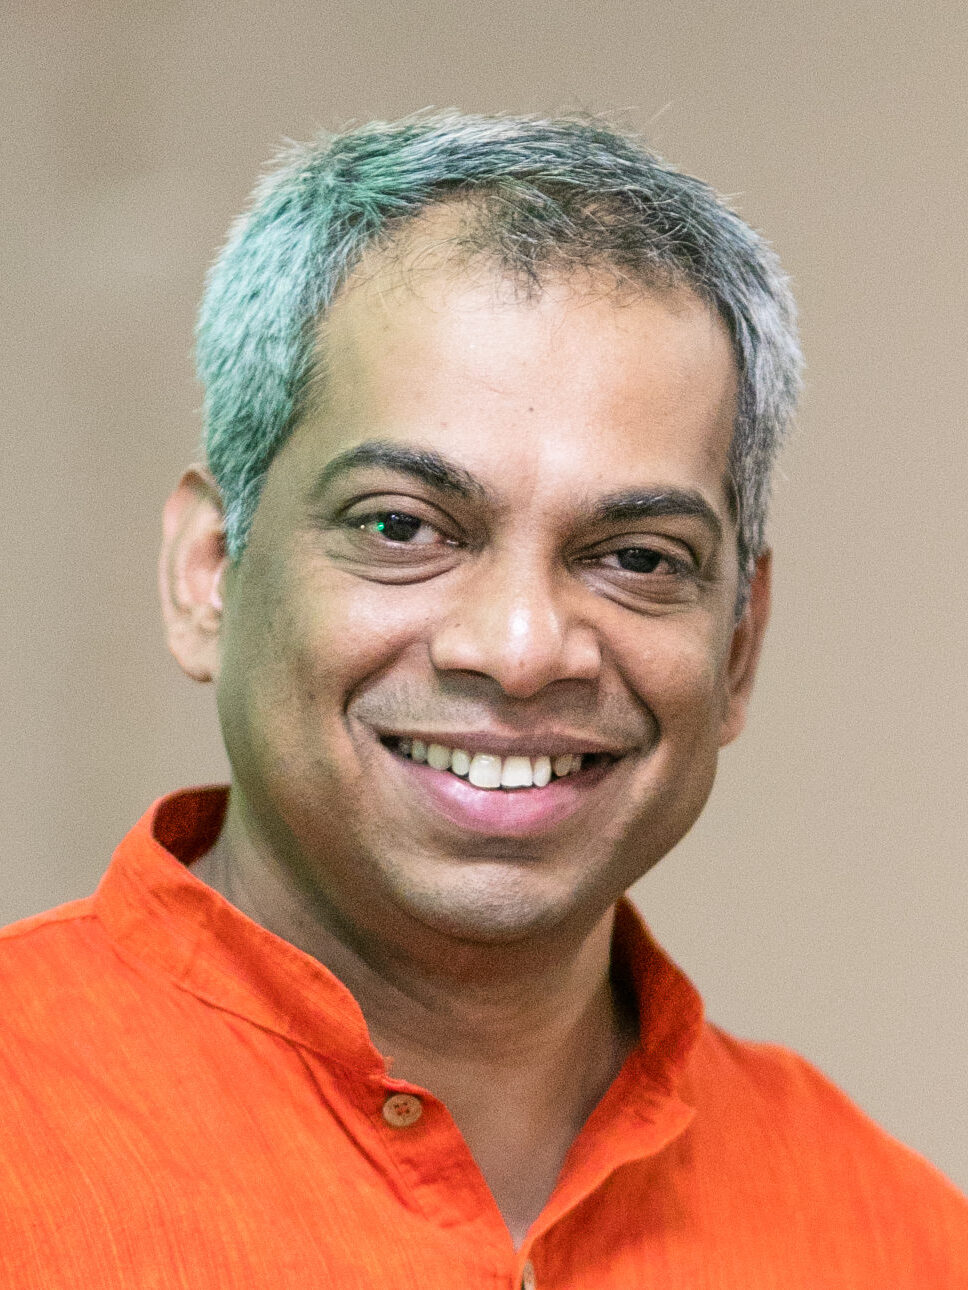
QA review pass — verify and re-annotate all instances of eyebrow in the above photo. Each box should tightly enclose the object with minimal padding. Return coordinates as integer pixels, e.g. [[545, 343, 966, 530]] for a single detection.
[[585, 488, 724, 543], [310, 438, 723, 542], [309, 440, 491, 503]]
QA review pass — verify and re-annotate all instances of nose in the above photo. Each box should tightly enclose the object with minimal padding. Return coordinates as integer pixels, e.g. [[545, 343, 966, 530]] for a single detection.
[[427, 549, 602, 699]]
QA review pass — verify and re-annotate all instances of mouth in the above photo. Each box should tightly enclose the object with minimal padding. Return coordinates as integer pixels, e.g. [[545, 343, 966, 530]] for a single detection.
[[376, 733, 627, 837], [380, 735, 619, 789]]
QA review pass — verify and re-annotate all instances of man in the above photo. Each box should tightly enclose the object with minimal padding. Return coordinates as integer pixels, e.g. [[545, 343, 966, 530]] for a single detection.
[[1, 113, 965, 1286]]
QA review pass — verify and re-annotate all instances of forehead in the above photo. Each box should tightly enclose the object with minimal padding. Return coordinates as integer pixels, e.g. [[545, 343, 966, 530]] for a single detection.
[[288, 257, 739, 519]]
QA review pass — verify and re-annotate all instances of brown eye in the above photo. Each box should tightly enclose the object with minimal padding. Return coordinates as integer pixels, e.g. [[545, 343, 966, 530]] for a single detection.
[[614, 547, 668, 574], [358, 511, 425, 542]]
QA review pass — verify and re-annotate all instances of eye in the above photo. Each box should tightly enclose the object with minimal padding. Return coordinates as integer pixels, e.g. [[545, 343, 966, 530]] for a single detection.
[[611, 547, 671, 574], [576, 536, 704, 609], [353, 510, 443, 545], [598, 545, 689, 577], [323, 499, 463, 583]]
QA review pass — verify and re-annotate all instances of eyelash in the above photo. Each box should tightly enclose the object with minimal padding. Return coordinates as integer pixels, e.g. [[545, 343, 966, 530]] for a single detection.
[[349, 509, 455, 545], [344, 508, 695, 578], [593, 548, 694, 578]]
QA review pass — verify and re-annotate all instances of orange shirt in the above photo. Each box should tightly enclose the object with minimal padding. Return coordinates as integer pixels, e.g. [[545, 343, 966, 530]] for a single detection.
[[1, 787, 965, 1288]]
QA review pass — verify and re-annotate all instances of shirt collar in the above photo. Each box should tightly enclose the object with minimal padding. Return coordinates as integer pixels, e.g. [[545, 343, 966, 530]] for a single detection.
[[94, 786, 704, 1127]]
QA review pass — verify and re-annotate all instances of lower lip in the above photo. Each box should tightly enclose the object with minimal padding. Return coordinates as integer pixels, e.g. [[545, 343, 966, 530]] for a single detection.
[[383, 746, 617, 837]]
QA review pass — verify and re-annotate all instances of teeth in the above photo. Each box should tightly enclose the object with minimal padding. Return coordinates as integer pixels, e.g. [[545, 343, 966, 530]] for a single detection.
[[393, 739, 590, 789], [500, 756, 533, 788], [468, 754, 503, 789]]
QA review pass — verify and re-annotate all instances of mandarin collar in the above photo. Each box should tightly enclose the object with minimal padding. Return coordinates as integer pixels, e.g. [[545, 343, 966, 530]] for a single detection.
[[94, 787, 705, 1119]]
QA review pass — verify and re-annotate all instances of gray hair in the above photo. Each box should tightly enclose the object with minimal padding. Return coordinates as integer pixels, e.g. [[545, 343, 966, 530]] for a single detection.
[[197, 111, 801, 605]]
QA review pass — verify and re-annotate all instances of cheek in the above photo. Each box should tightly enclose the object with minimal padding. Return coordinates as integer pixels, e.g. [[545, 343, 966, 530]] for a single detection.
[[620, 617, 729, 739], [216, 557, 330, 763], [242, 568, 436, 755], [295, 572, 435, 688]]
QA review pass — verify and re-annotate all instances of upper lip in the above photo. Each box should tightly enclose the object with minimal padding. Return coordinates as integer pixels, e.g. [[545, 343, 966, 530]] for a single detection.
[[374, 727, 632, 758]]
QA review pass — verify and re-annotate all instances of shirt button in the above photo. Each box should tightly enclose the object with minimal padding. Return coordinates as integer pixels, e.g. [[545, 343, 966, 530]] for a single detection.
[[381, 1093, 423, 1128], [520, 1260, 537, 1290]]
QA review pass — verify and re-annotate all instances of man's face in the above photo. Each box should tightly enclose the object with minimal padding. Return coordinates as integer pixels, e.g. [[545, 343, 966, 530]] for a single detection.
[[212, 259, 764, 946]]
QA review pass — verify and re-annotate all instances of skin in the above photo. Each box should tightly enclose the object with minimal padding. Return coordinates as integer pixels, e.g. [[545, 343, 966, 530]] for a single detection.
[[161, 250, 771, 1246]]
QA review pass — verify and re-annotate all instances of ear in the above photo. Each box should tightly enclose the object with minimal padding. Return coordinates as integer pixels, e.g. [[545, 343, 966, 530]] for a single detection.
[[159, 466, 229, 683], [719, 549, 772, 747]]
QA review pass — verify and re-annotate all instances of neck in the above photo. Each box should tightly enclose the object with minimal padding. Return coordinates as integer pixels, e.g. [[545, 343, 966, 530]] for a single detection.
[[192, 802, 639, 1245]]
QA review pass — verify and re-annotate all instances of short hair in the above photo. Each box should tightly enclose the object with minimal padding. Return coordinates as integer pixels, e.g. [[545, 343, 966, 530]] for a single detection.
[[197, 111, 801, 605]]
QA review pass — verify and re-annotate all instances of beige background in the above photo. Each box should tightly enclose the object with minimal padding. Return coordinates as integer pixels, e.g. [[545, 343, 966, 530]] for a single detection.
[[2, 2, 965, 1191]]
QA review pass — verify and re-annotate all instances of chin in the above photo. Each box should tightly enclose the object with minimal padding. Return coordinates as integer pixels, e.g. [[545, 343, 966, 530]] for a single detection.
[[377, 851, 619, 947]]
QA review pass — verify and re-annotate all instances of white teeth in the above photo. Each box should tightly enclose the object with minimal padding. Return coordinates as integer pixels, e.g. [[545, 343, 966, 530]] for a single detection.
[[394, 739, 592, 789], [468, 754, 503, 789], [500, 755, 533, 788]]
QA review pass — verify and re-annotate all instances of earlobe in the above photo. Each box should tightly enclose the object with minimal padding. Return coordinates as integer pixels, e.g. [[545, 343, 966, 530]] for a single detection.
[[719, 549, 772, 747], [159, 467, 229, 683]]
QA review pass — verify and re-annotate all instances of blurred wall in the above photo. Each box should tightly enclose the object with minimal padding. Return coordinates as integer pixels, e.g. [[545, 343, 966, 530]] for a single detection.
[[2, 1, 965, 1190]]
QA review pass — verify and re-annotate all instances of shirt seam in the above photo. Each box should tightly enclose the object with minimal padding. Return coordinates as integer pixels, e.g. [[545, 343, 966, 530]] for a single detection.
[[94, 913, 383, 1078], [0, 906, 99, 945]]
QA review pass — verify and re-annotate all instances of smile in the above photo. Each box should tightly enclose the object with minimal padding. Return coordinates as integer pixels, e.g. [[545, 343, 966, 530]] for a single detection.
[[383, 736, 615, 790], [377, 732, 625, 838]]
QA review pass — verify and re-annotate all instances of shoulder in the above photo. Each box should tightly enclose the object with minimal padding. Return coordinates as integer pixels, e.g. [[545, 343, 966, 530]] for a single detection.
[[0, 897, 102, 982], [687, 1022, 968, 1249], [698, 1023, 943, 1149], [0, 897, 139, 1046]]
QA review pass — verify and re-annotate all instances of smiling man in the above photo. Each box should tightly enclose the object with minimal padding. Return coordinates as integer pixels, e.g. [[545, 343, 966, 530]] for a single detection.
[[1, 114, 965, 1287]]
